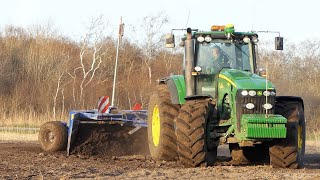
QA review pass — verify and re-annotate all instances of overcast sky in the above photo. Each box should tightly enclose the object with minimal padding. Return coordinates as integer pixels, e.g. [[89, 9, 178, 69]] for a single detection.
[[0, 0, 319, 44]]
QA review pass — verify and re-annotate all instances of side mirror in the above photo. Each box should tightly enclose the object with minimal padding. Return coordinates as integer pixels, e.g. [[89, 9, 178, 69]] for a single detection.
[[165, 34, 175, 48], [275, 37, 283, 50]]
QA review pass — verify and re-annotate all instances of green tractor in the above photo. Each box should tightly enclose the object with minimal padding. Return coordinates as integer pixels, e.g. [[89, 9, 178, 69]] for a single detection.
[[147, 24, 305, 168]]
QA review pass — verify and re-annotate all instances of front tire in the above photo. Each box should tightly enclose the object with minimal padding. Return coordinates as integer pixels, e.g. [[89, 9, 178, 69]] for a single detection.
[[38, 121, 68, 152], [176, 99, 217, 167], [269, 98, 306, 168], [147, 84, 179, 161]]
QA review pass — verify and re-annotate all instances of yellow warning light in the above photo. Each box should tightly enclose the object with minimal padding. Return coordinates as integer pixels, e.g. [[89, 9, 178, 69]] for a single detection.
[[211, 25, 225, 31], [225, 24, 234, 29], [192, 72, 198, 76]]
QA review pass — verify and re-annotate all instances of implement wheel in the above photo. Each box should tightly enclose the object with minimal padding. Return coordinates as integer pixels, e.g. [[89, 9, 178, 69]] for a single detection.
[[147, 84, 179, 161], [38, 121, 68, 152], [269, 98, 306, 168], [176, 99, 217, 167]]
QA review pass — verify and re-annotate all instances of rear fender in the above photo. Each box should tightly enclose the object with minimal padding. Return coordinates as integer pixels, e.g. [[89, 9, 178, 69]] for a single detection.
[[276, 96, 304, 110], [159, 75, 186, 104], [275, 96, 305, 130]]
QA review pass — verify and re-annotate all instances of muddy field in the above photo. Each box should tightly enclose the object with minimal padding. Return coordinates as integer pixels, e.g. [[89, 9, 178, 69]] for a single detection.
[[0, 141, 320, 179]]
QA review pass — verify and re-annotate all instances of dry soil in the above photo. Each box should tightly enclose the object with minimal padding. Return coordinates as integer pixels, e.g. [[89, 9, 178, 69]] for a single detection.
[[1, 140, 320, 179]]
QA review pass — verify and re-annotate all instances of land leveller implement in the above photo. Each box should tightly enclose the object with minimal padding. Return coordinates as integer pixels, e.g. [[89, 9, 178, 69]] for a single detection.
[[147, 24, 305, 168], [38, 96, 148, 155], [38, 17, 151, 156]]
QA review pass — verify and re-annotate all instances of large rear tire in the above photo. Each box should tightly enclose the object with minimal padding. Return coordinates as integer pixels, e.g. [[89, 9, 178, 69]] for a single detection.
[[269, 99, 305, 168], [38, 121, 68, 152], [147, 84, 179, 161], [176, 99, 217, 167]]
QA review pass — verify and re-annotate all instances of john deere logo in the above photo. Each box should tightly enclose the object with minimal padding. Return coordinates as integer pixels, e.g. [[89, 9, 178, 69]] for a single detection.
[[257, 91, 262, 96]]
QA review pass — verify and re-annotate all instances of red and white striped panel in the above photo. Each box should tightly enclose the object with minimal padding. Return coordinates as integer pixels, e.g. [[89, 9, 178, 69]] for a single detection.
[[98, 96, 110, 113], [132, 103, 142, 110]]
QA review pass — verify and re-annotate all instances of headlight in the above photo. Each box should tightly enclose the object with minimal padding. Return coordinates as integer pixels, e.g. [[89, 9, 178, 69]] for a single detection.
[[252, 37, 259, 44], [263, 103, 273, 110], [263, 91, 271, 96], [205, 36, 212, 42], [241, 90, 248, 96], [194, 66, 202, 72], [243, 36, 250, 43], [248, 90, 256, 96], [270, 91, 276, 96], [246, 103, 255, 109], [197, 36, 204, 42]]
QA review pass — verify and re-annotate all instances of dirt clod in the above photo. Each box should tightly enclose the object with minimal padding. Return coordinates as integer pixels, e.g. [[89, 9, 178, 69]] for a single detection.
[[71, 124, 149, 157]]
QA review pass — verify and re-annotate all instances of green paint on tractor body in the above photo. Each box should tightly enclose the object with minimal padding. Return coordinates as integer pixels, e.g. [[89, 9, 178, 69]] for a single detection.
[[219, 69, 275, 90], [239, 114, 287, 140], [216, 68, 286, 141], [170, 75, 186, 104]]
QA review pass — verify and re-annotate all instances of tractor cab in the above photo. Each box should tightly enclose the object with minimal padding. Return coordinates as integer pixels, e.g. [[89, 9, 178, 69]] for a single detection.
[[196, 39, 253, 73], [165, 25, 284, 99], [192, 26, 258, 98], [179, 25, 259, 99], [194, 26, 257, 75]]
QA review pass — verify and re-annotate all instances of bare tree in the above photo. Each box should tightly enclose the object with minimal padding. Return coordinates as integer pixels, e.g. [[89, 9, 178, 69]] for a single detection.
[[129, 12, 169, 84], [68, 15, 112, 108]]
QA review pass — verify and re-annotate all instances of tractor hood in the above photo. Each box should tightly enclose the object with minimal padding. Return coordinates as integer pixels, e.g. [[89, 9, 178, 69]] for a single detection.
[[218, 69, 275, 90]]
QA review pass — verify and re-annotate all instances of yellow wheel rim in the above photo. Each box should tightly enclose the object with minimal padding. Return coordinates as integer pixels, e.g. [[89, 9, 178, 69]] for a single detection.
[[298, 125, 303, 152], [152, 105, 160, 146]]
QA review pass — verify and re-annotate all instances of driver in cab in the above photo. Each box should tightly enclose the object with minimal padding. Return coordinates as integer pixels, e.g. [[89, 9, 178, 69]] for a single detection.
[[212, 46, 229, 68], [205, 46, 229, 74]]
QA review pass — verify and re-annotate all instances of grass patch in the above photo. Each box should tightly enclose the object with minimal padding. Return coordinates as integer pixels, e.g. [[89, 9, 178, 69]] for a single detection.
[[0, 111, 68, 128], [306, 130, 320, 141], [306, 130, 320, 150], [0, 111, 68, 142], [0, 131, 38, 142]]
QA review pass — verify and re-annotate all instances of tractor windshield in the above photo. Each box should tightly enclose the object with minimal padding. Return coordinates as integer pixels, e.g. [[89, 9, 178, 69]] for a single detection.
[[195, 39, 254, 97], [196, 40, 254, 74]]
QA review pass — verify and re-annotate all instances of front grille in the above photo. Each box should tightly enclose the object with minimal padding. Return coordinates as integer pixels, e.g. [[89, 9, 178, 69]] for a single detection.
[[235, 90, 276, 132], [239, 95, 275, 114]]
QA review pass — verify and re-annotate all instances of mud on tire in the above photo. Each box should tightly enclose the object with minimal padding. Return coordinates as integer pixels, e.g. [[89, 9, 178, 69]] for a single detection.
[[176, 99, 217, 167], [269, 98, 306, 168], [147, 84, 179, 161], [38, 121, 68, 152]]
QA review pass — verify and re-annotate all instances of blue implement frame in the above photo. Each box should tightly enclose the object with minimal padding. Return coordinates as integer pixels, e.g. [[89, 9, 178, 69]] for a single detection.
[[66, 109, 147, 155]]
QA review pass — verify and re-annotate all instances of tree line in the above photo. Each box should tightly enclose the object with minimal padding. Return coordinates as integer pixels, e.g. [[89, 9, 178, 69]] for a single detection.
[[0, 14, 182, 122], [0, 17, 319, 133]]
